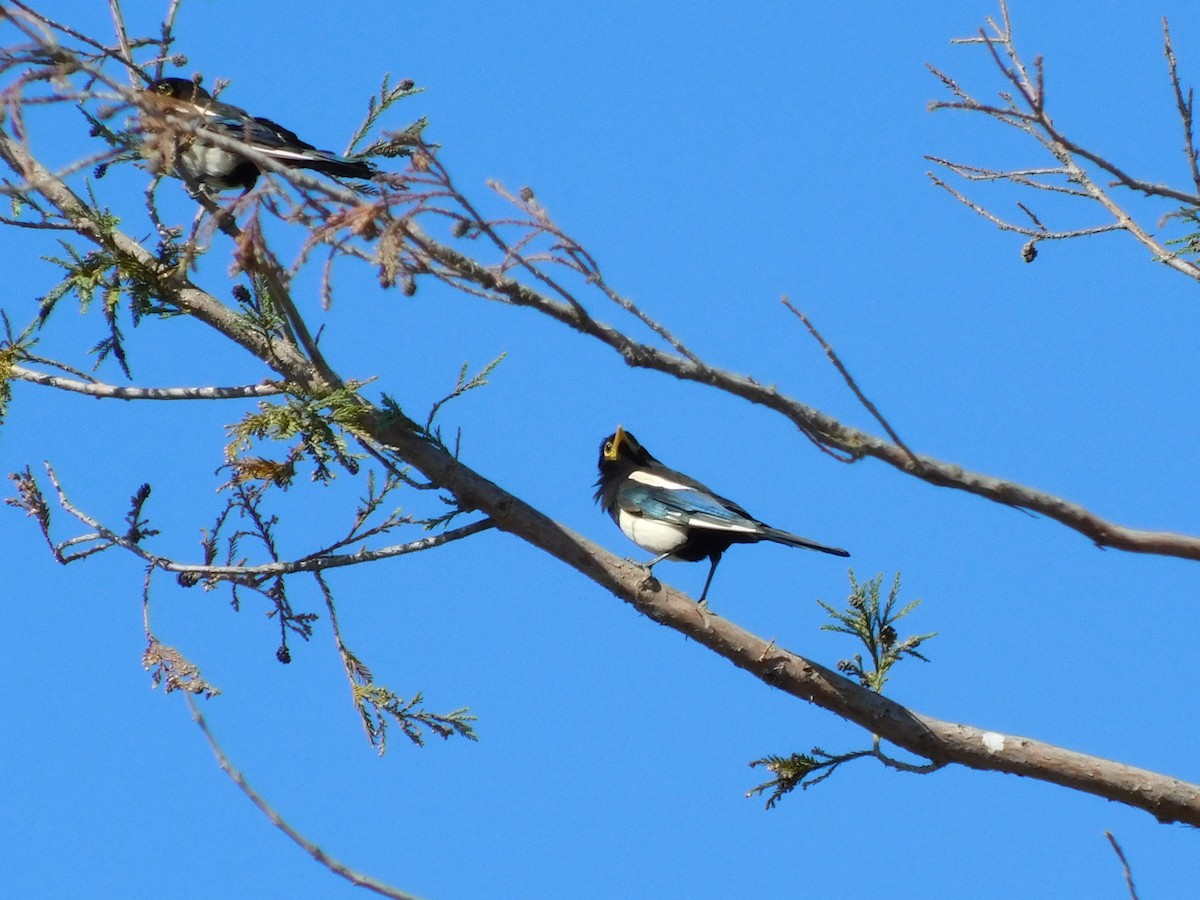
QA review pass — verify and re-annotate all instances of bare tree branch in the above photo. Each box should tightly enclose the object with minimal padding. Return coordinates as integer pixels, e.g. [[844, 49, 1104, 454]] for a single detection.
[[12, 364, 288, 400], [36, 462, 493, 580], [927, 3, 1200, 281], [926, 170, 1124, 240], [1105, 831, 1140, 900], [1162, 19, 1200, 198], [781, 298, 919, 469]]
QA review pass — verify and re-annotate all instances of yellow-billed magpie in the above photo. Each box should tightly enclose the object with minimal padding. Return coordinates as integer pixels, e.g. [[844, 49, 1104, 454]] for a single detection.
[[140, 78, 375, 192], [595, 427, 849, 604]]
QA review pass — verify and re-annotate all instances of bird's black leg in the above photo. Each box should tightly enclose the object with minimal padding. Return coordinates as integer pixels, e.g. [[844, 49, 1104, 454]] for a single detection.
[[697, 553, 722, 606], [643, 551, 671, 571]]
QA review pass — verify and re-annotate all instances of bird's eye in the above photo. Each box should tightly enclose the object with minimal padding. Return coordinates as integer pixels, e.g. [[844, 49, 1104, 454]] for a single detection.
[[155, 83, 173, 95], [603, 441, 613, 454]]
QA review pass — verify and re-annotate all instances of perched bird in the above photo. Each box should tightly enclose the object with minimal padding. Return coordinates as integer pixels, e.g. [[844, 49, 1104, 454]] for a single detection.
[[595, 427, 848, 604], [139, 77, 375, 191]]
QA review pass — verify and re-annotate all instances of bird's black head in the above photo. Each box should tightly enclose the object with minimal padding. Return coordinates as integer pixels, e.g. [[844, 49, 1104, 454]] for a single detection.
[[594, 426, 640, 504], [597, 426, 657, 473], [144, 77, 212, 104], [595, 426, 667, 507]]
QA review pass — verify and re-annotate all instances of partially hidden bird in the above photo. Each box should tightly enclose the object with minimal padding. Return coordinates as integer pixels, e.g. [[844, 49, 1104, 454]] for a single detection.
[[139, 77, 375, 192], [595, 427, 849, 604]]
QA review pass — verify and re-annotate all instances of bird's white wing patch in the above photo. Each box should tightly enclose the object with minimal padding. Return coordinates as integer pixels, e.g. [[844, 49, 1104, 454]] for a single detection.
[[259, 146, 324, 163], [679, 511, 758, 533], [627, 470, 695, 491]]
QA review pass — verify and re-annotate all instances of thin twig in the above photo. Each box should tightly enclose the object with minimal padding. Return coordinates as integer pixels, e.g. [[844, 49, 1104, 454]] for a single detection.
[[486, 179, 702, 363], [38, 461, 493, 579], [1015, 202, 1046, 231], [868, 735, 945, 775], [1104, 832, 1140, 900], [185, 695, 425, 900], [782, 299, 920, 469], [105, 0, 131, 66], [140, 561, 154, 637], [1163, 19, 1200, 197], [924, 155, 1090, 197], [5, 0, 136, 73], [154, 0, 183, 81], [12, 365, 288, 400], [169, 519, 495, 582], [927, 172, 1124, 240]]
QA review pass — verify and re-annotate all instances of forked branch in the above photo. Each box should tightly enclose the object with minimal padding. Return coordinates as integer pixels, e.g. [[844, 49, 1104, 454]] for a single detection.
[[927, 3, 1200, 280]]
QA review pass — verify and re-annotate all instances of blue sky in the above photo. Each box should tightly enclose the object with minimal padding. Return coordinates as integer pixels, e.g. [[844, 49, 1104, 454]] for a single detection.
[[4, 2, 1200, 897]]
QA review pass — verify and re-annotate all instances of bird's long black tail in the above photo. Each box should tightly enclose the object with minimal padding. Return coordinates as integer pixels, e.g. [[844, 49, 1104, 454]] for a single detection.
[[248, 115, 378, 181], [761, 527, 849, 557], [292, 153, 375, 180]]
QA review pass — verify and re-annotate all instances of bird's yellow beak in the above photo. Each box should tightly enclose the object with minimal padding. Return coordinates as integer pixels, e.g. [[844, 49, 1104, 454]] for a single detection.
[[604, 425, 626, 461]]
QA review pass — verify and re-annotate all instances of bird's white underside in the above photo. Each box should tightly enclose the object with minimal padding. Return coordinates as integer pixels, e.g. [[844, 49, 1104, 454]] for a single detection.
[[177, 146, 240, 184], [617, 508, 689, 555]]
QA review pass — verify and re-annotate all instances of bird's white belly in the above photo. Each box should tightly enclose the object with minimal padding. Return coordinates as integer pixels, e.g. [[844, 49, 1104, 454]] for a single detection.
[[617, 508, 688, 556], [178, 144, 242, 187]]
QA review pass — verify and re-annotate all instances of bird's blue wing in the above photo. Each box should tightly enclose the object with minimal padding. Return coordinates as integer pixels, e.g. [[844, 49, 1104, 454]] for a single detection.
[[209, 114, 367, 172], [617, 482, 761, 534], [206, 114, 298, 151], [160, 94, 300, 152]]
